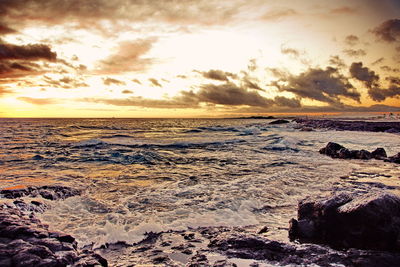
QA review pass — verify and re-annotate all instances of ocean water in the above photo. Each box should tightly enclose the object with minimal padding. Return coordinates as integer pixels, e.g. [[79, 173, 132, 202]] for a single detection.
[[1, 118, 400, 250]]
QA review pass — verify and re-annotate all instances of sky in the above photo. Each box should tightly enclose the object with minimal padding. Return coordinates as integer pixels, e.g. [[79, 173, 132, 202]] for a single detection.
[[0, 0, 399, 118]]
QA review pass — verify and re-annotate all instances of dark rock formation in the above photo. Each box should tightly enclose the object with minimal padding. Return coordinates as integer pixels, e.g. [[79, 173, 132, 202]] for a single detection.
[[319, 142, 399, 163], [269, 119, 290, 125], [0, 185, 81, 200], [209, 231, 400, 267], [0, 205, 107, 267], [289, 192, 400, 251], [294, 118, 400, 133]]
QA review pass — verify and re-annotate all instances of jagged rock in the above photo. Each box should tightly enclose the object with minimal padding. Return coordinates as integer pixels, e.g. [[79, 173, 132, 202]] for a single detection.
[[289, 192, 400, 251], [269, 119, 290, 125], [0, 186, 81, 200], [0, 205, 107, 267], [319, 142, 344, 157]]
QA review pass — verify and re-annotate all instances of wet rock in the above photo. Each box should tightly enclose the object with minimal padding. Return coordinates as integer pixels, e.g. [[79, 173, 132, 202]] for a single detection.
[[386, 152, 400, 164], [32, 155, 44, 160], [0, 185, 81, 200], [0, 205, 107, 267], [319, 143, 400, 163], [209, 231, 400, 267], [289, 192, 400, 251], [294, 118, 400, 133], [371, 148, 387, 159], [186, 253, 209, 267], [269, 119, 290, 125]]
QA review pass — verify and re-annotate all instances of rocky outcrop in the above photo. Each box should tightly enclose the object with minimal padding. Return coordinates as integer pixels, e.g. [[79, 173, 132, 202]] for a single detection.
[[208, 231, 400, 267], [319, 142, 399, 163], [0, 185, 81, 200], [269, 119, 290, 125], [0, 204, 107, 267], [289, 192, 400, 251], [294, 118, 400, 133]]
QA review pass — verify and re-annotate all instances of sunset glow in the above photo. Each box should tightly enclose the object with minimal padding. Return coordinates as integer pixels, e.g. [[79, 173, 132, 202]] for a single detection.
[[0, 0, 399, 117]]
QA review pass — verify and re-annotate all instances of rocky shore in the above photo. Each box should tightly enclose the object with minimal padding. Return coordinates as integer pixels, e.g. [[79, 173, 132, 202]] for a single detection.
[[293, 118, 400, 133], [3, 184, 400, 266], [0, 186, 107, 267]]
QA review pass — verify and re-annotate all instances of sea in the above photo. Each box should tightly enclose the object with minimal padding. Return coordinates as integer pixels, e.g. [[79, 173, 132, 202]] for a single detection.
[[1, 117, 400, 264]]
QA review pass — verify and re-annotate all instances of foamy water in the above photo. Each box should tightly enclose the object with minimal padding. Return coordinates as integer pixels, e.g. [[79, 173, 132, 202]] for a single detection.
[[1, 118, 399, 248]]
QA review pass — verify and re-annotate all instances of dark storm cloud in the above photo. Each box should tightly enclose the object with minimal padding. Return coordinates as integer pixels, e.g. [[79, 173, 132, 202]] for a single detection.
[[343, 49, 366, 58], [372, 19, 400, 42], [149, 78, 162, 87], [261, 8, 297, 21], [98, 39, 154, 74], [349, 62, 379, 88], [0, 43, 56, 61], [275, 67, 360, 105], [196, 82, 273, 107], [18, 96, 57, 105], [242, 77, 263, 91], [198, 69, 236, 82], [344, 35, 359, 46], [103, 77, 126, 86]]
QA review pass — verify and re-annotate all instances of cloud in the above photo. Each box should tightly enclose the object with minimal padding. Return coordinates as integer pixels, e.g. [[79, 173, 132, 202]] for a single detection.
[[103, 77, 126, 86], [329, 6, 357, 14], [0, 22, 16, 34], [198, 69, 236, 82], [274, 96, 301, 108], [261, 8, 297, 21], [281, 47, 300, 58], [350, 62, 400, 102], [349, 62, 379, 88], [18, 96, 56, 105], [0, 0, 243, 35], [343, 49, 366, 57], [381, 65, 400, 72], [0, 42, 56, 61], [132, 79, 142, 84], [372, 19, 400, 42], [98, 39, 155, 74], [368, 86, 400, 102], [372, 57, 385, 65], [344, 35, 359, 46], [149, 78, 162, 87], [275, 67, 360, 105], [196, 82, 273, 107], [122, 90, 133, 94], [329, 55, 346, 68], [42, 75, 88, 89]]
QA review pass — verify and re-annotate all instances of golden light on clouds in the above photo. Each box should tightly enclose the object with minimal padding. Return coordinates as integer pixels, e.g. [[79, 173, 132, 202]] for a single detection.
[[0, 0, 399, 117]]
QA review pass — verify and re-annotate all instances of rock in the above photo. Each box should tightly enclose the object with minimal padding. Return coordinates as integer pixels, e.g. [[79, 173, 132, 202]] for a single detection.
[[371, 148, 387, 159], [289, 192, 400, 251], [32, 155, 44, 160], [269, 119, 290, 125], [0, 186, 81, 200], [319, 142, 344, 157], [386, 152, 400, 164], [0, 205, 107, 267], [293, 118, 400, 133], [319, 143, 398, 163]]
